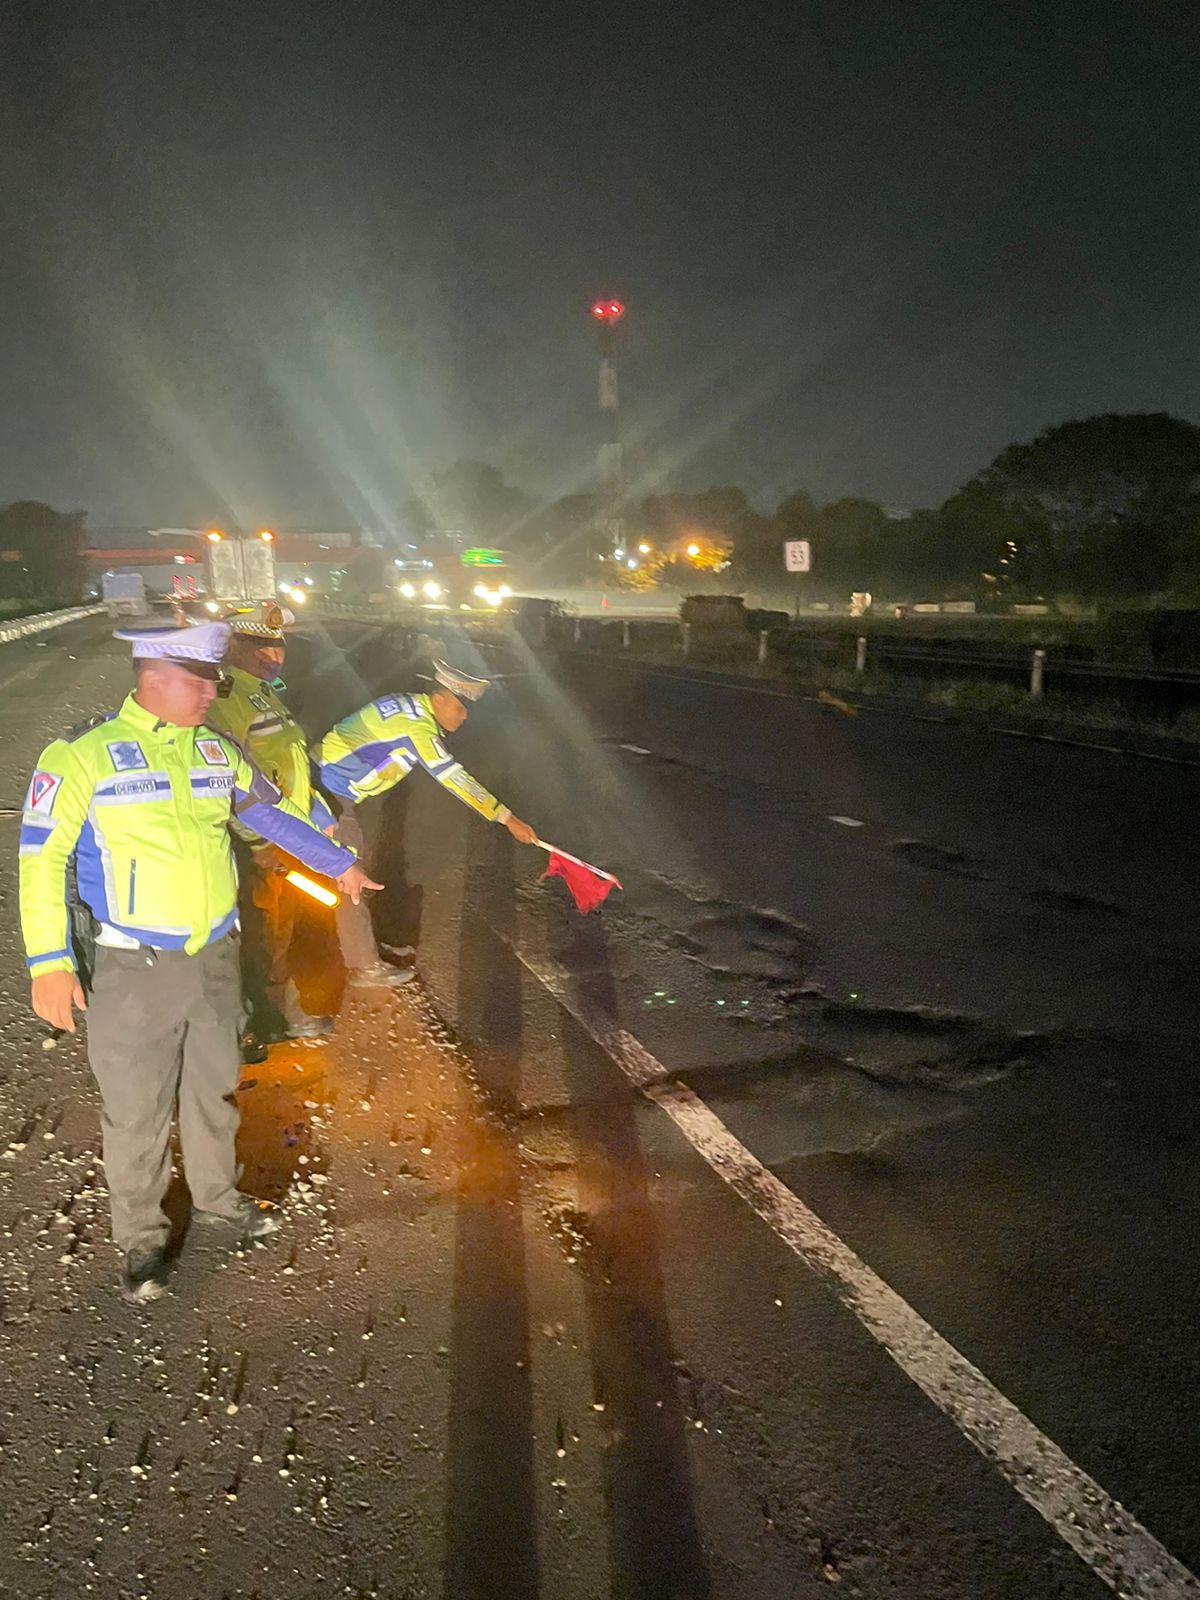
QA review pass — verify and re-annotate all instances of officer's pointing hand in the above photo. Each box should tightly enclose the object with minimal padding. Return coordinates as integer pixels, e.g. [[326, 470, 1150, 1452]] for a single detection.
[[31, 971, 87, 1033], [504, 815, 538, 846], [336, 863, 383, 905]]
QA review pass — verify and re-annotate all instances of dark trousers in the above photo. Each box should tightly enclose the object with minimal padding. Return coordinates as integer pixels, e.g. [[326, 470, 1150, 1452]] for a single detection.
[[235, 840, 305, 1031], [85, 936, 243, 1253]]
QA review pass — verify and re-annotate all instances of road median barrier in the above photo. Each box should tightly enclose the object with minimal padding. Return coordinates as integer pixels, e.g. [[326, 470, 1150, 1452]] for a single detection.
[[0, 604, 104, 644]]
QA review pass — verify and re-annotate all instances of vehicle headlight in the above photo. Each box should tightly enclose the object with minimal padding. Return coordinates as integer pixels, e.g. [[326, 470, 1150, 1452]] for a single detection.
[[399, 582, 416, 599], [423, 581, 441, 600]]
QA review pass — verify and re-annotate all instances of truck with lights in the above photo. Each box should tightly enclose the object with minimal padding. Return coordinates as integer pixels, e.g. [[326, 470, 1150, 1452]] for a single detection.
[[205, 529, 277, 604]]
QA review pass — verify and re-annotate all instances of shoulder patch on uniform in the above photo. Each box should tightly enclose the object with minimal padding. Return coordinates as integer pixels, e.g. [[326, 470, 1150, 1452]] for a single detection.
[[107, 740, 148, 772], [196, 737, 228, 767], [27, 771, 62, 815], [203, 724, 247, 762], [65, 712, 114, 743], [376, 696, 404, 719], [248, 693, 271, 712]]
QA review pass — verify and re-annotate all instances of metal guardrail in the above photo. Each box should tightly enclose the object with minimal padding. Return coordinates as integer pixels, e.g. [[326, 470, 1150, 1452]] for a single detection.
[[0, 604, 105, 644], [551, 615, 1200, 705], [313, 596, 507, 632], [307, 598, 1200, 706]]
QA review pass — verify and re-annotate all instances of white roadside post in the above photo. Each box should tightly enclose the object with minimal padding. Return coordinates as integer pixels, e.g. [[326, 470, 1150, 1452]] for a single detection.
[[623, 620, 631, 649], [856, 635, 868, 675], [681, 621, 691, 657], [1030, 648, 1046, 699], [573, 616, 582, 646], [758, 629, 769, 667]]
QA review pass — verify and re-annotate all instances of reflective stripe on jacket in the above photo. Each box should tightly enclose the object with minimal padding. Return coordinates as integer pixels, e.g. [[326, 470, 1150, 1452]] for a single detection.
[[314, 692, 506, 819], [20, 693, 354, 976]]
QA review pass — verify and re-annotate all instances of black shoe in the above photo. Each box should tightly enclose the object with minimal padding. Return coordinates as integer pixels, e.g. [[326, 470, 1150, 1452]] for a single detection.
[[240, 1031, 269, 1064], [120, 1245, 168, 1305], [193, 1195, 282, 1239]]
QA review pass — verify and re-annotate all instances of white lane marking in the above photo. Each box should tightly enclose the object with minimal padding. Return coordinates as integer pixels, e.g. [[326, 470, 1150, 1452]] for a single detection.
[[508, 941, 1200, 1600], [618, 743, 653, 756], [828, 815, 865, 827]]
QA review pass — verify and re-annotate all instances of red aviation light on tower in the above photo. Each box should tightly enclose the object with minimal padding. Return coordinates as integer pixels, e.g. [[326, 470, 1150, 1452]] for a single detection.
[[591, 299, 625, 324]]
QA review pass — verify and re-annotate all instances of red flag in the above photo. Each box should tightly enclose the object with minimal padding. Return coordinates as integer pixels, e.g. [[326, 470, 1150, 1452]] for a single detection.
[[540, 845, 622, 913]]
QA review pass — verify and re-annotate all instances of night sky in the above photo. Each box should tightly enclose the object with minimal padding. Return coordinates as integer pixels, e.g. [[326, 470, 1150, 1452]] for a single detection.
[[1, 0, 1197, 530]]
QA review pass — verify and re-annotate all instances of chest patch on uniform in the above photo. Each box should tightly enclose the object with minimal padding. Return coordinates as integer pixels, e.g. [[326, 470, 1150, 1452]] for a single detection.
[[107, 740, 148, 772], [112, 776, 159, 797], [197, 738, 229, 767], [28, 771, 61, 814], [248, 693, 271, 712]]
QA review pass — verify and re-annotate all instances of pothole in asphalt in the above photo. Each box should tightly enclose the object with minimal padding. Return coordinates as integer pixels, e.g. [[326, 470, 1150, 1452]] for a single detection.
[[890, 839, 991, 880], [891, 839, 1130, 920], [611, 871, 814, 986], [776, 986, 1071, 1090]]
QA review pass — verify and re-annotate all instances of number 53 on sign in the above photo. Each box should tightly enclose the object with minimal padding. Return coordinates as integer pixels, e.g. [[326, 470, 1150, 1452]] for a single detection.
[[783, 540, 812, 573]]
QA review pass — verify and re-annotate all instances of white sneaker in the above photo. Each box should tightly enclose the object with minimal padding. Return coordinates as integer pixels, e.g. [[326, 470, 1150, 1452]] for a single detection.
[[348, 961, 416, 989], [194, 1195, 282, 1238]]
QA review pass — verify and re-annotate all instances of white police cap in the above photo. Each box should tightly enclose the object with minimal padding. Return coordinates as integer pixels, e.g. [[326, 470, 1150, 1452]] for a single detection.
[[430, 658, 490, 701], [113, 621, 232, 663]]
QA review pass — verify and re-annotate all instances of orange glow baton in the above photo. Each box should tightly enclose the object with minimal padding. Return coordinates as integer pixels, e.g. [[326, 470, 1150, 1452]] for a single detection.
[[284, 870, 339, 908]]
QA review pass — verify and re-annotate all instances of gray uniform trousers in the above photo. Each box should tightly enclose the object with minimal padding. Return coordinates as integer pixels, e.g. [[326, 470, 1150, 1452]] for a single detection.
[[332, 798, 382, 970], [85, 934, 243, 1253]]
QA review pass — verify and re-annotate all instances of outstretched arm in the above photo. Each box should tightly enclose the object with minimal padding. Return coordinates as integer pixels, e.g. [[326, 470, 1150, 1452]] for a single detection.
[[413, 727, 537, 842]]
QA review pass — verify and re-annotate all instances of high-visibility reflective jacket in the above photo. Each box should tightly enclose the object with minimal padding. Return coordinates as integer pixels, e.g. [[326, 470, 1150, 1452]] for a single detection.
[[314, 692, 511, 821], [205, 666, 334, 837], [19, 693, 355, 978]]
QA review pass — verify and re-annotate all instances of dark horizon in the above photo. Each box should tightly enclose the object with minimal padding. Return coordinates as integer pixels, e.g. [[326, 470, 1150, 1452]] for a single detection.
[[2, 0, 1197, 530]]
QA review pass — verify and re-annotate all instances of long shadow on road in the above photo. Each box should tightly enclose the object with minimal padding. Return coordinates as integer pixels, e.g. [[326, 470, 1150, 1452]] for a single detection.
[[443, 834, 713, 1597], [444, 837, 540, 1600], [552, 908, 714, 1600]]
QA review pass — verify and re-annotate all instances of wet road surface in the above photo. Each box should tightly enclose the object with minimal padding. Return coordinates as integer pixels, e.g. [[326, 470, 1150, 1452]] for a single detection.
[[0, 618, 1197, 1599]]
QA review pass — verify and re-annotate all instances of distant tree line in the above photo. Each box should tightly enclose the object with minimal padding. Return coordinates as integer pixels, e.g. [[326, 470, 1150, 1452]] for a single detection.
[[0, 501, 86, 602], [406, 413, 1200, 607], [7, 411, 1200, 610]]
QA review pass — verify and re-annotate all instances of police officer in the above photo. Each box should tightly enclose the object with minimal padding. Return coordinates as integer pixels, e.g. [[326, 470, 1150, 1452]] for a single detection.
[[18, 622, 381, 1304], [206, 604, 334, 1048], [313, 659, 538, 984]]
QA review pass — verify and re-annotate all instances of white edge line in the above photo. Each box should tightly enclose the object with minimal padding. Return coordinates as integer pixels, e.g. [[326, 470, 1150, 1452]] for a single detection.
[[506, 939, 1200, 1600]]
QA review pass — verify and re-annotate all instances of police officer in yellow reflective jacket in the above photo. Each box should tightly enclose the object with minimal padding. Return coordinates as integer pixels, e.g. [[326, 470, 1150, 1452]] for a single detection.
[[313, 658, 538, 985], [206, 605, 335, 1048], [18, 622, 381, 1305]]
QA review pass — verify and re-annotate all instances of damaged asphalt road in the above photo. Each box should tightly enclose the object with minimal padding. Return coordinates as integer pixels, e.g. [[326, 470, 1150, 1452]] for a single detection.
[[0, 617, 1197, 1598]]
